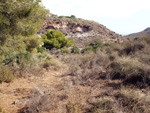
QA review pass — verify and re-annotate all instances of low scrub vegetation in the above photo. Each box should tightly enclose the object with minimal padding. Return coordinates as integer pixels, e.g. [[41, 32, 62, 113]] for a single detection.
[[63, 37, 150, 87], [0, 65, 14, 83], [116, 87, 150, 113], [71, 46, 80, 54], [91, 96, 115, 113], [1, 1, 150, 112]]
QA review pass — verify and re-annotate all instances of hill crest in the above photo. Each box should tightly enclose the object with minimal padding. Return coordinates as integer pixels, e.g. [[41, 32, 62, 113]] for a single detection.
[[38, 14, 123, 46], [124, 27, 150, 40]]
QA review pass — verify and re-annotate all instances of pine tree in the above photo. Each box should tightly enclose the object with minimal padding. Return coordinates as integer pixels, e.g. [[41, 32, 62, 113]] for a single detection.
[[0, 0, 48, 59]]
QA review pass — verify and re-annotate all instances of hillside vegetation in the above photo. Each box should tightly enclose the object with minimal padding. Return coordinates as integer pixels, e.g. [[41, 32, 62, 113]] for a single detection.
[[0, 1, 150, 113], [124, 27, 150, 40]]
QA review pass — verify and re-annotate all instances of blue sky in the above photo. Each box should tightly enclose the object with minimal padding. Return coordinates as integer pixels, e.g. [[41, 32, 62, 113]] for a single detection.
[[42, 0, 150, 35]]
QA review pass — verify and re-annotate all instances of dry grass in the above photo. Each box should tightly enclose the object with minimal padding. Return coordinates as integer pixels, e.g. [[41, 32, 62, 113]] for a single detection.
[[42, 59, 63, 71], [90, 96, 116, 113], [110, 57, 150, 87], [63, 50, 110, 81], [116, 87, 150, 113]]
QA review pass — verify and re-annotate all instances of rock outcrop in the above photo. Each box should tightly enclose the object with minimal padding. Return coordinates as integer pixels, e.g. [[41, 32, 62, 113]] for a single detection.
[[38, 14, 123, 46]]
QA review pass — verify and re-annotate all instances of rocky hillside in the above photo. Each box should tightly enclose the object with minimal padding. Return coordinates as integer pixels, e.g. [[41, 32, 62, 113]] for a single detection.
[[124, 27, 150, 40], [38, 14, 123, 47]]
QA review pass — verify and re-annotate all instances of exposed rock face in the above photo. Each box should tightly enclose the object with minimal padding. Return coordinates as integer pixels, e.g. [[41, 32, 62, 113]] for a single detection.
[[38, 21, 92, 36], [38, 16, 123, 47]]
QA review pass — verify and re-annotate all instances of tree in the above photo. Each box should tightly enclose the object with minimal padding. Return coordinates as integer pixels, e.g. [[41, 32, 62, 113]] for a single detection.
[[42, 30, 74, 49], [0, 0, 48, 59], [70, 15, 76, 18]]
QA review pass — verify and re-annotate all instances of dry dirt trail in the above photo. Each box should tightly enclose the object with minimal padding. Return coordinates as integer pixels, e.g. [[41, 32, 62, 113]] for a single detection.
[[0, 70, 68, 113], [0, 68, 122, 113]]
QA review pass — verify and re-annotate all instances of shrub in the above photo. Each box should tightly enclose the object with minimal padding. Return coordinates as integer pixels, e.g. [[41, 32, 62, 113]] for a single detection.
[[90, 37, 103, 46], [3, 51, 36, 76], [38, 47, 46, 53], [67, 50, 110, 81], [61, 47, 69, 54], [139, 36, 150, 44], [66, 101, 82, 113], [37, 53, 51, 61], [82, 45, 101, 53], [42, 30, 74, 49], [120, 40, 146, 55], [20, 88, 54, 113], [71, 46, 80, 54], [0, 65, 14, 83], [103, 41, 114, 46], [109, 57, 150, 86], [70, 15, 76, 18], [42, 59, 63, 71], [92, 96, 115, 113], [25, 36, 43, 53], [82, 46, 93, 53], [116, 88, 150, 113], [4, 51, 33, 65], [134, 37, 139, 40]]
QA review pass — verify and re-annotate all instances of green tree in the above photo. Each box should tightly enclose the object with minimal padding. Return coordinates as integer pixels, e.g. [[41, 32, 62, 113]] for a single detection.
[[0, 0, 48, 60], [70, 15, 76, 18], [42, 30, 74, 49]]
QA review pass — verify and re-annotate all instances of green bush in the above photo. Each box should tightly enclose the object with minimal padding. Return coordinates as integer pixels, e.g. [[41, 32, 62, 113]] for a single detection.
[[42, 30, 74, 49], [71, 46, 80, 54], [70, 15, 76, 18], [0, 65, 14, 83], [3, 51, 36, 76], [61, 47, 69, 54], [4, 51, 33, 66], [82, 45, 101, 53], [134, 37, 139, 40], [82, 46, 93, 53], [38, 47, 46, 53]]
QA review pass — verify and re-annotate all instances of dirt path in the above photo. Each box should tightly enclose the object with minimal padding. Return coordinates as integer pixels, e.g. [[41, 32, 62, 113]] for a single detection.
[[0, 70, 64, 113], [0, 68, 122, 113]]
